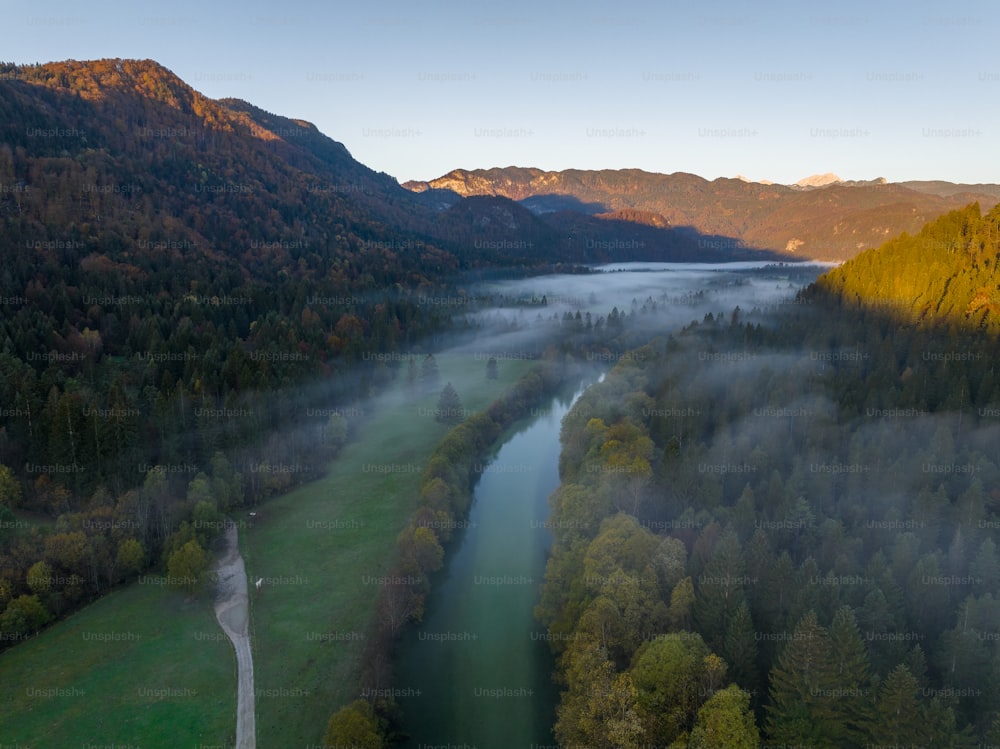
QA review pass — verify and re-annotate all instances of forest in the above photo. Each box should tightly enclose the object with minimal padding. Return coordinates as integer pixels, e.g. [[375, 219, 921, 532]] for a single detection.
[[5, 56, 1000, 748], [535, 204, 1000, 747], [0, 57, 605, 646]]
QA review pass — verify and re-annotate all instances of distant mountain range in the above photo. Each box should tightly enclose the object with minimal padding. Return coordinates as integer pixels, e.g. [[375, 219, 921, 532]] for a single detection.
[[2, 58, 997, 271], [404, 168, 1000, 261], [0, 58, 783, 273], [741, 172, 1000, 198]]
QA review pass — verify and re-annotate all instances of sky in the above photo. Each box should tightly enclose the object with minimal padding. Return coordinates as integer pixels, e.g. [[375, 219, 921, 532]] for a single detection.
[[5, 0, 998, 186]]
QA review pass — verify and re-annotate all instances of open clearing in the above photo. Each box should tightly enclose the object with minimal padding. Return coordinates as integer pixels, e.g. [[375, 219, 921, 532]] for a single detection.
[[245, 353, 533, 748], [0, 578, 235, 748], [0, 353, 531, 748]]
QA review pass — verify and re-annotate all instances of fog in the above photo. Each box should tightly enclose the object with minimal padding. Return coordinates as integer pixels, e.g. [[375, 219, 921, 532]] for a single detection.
[[232, 262, 827, 492], [444, 262, 826, 359]]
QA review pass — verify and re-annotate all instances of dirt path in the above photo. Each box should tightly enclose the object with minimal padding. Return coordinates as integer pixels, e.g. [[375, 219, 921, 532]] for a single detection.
[[213, 521, 255, 749]]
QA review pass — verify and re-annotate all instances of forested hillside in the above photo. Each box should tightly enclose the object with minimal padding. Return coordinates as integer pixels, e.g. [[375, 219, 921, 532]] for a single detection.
[[406, 167, 1000, 260], [0, 56, 770, 656], [537, 204, 1000, 747], [0, 58, 575, 645], [816, 202, 1000, 333]]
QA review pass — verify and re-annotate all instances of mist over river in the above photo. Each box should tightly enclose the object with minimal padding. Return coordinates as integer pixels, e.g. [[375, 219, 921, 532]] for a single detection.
[[393, 263, 823, 747]]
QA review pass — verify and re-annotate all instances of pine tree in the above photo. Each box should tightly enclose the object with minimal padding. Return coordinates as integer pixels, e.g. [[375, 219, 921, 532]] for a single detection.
[[485, 356, 498, 380], [435, 383, 464, 426], [972, 537, 1000, 594], [765, 610, 838, 749], [871, 665, 927, 747], [694, 527, 747, 650], [821, 606, 874, 748], [723, 601, 759, 695]]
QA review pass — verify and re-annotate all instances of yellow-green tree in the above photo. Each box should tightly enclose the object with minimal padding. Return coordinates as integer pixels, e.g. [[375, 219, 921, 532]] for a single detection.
[[167, 539, 210, 595], [630, 631, 716, 744], [324, 699, 383, 748], [0, 464, 21, 509], [554, 638, 645, 748], [26, 560, 53, 595], [116, 538, 145, 578], [688, 684, 760, 749]]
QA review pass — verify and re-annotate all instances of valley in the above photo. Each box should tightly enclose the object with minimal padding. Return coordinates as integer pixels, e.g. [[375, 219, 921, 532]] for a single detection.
[[1, 51, 999, 749]]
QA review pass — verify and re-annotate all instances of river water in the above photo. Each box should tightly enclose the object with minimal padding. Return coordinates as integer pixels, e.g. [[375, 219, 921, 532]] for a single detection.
[[394, 262, 824, 747], [394, 381, 591, 749]]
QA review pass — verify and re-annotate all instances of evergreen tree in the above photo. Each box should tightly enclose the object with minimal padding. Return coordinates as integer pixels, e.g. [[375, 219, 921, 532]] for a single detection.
[[821, 605, 874, 748], [723, 601, 759, 695], [870, 665, 927, 748], [486, 356, 498, 380], [694, 526, 747, 650], [435, 383, 464, 426], [765, 610, 838, 749]]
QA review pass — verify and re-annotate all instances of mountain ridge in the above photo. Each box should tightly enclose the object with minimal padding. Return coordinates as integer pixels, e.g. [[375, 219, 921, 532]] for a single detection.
[[5, 57, 997, 268], [404, 167, 1000, 260], [1, 58, 785, 270], [814, 201, 1000, 332]]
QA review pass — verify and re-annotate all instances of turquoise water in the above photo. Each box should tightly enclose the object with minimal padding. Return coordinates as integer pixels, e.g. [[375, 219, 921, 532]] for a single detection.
[[394, 384, 589, 749]]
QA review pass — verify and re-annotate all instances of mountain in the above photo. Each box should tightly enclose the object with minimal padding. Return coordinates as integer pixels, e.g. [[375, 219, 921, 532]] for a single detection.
[[814, 202, 1000, 332], [0, 58, 465, 287], [404, 168, 1000, 260], [0, 57, 783, 499], [898, 180, 1000, 200], [2, 58, 781, 281], [793, 173, 842, 188]]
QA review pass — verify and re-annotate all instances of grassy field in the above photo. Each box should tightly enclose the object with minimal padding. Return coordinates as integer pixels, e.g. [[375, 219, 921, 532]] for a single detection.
[[0, 353, 531, 748], [245, 353, 534, 748], [0, 577, 235, 748]]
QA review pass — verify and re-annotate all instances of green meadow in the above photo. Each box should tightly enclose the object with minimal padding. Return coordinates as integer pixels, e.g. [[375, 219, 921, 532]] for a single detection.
[[245, 353, 533, 748], [0, 579, 234, 748], [0, 352, 531, 748]]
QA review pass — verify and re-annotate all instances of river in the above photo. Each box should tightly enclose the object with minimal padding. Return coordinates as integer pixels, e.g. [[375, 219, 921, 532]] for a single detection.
[[394, 262, 825, 746], [394, 379, 594, 748]]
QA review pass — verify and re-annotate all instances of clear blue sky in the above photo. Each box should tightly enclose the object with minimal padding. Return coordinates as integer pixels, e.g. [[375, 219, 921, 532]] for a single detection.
[[6, 0, 997, 185]]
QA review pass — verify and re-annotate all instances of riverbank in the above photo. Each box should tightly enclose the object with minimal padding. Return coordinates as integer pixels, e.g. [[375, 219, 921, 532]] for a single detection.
[[242, 353, 537, 748], [393, 377, 595, 747], [0, 353, 532, 749]]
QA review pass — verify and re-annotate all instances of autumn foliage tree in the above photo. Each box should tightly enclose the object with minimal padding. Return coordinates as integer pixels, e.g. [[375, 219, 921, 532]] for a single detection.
[[166, 539, 210, 596], [324, 699, 383, 749]]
